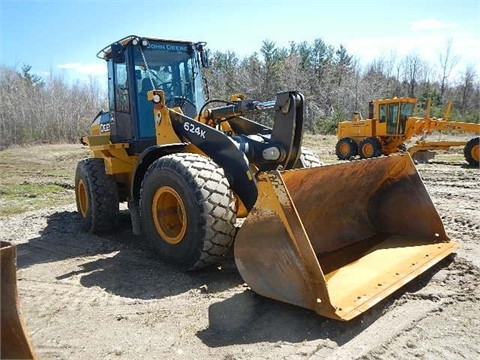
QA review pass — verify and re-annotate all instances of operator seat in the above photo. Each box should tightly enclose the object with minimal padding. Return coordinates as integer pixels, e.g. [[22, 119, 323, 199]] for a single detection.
[[137, 78, 155, 139]]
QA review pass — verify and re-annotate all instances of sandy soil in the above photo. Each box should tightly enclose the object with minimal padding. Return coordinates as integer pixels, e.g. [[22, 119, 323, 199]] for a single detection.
[[2, 143, 479, 360]]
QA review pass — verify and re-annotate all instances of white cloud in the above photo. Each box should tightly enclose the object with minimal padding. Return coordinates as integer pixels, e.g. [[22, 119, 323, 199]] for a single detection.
[[410, 19, 457, 31], [57, 62, 107, 75], [343, 34, 480, 80]]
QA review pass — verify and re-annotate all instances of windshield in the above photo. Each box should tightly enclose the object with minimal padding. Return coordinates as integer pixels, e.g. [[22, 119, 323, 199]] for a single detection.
[[400, 102, 414, 117], [133, 40, 205, 115]]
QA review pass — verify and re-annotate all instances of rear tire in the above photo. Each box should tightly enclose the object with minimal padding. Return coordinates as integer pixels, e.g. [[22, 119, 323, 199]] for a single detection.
[[336, 137, 358, 160], [75, 158, 119, 234], [359, 137, 382, 159], [464, 137, 479, 167], [140, 153, 237, 270]]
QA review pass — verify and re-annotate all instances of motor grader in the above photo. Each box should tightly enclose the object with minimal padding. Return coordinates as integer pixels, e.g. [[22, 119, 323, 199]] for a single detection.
[[336, 97, 480, 166], [74, 35, 459, 321]]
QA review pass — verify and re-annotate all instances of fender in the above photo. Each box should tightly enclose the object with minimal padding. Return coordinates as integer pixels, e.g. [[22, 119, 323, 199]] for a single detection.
[[131, 143, 187, 202], [128, 143, 187, 235]]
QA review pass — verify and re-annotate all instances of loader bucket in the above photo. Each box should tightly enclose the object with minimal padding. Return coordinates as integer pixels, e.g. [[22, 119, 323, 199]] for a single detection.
[[234, 153, 459, 321], [1, 241, 37, 359]]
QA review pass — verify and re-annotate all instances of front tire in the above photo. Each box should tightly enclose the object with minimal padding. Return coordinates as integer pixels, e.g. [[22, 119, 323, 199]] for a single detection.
[[75, 158, 119, 234], [336, 137, 358, 160], [464, 137, 479, 167], [140, 153, 237, 270]]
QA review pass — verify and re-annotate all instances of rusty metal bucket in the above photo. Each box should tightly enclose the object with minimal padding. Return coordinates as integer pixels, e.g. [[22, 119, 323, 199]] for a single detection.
[[234, 153, 459, 321], [1, 241, 37, 359]]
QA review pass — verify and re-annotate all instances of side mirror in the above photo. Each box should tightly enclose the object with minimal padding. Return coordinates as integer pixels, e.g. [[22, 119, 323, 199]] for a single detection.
[[111, 43, 125, 63], [194, 43, 209, 68], [200, 50, 210, 68]]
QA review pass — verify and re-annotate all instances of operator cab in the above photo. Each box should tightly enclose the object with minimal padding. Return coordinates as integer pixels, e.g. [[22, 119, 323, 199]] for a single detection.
[[97, 35, 209, 151], [374, 98, 416, 135]]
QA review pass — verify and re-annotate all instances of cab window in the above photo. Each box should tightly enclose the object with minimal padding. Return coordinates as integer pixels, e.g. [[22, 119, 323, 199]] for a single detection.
[[114, 63, 130, 113], [387, 104, 399, 134], [379, 104, 386, 123]]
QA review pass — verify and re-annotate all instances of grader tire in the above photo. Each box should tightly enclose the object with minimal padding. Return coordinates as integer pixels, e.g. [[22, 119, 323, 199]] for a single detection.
[[140, 153, 237, 271], [464, 137, 479, 167], [336, 137, 358, 160], [359, 137, 382, 159], [75, 158, 119, 234]]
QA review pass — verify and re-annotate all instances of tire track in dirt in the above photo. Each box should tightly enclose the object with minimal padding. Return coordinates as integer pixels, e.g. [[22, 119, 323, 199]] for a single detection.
[[356, 257, 480, 360], [319, 255, 480, 360], [417, 163, 480, 269]]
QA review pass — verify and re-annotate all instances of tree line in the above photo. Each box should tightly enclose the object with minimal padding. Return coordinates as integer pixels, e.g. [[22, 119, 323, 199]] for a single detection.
[[0, 65, 105, 148], [204, 38, 479, 133], [1, 38, 478, 147]]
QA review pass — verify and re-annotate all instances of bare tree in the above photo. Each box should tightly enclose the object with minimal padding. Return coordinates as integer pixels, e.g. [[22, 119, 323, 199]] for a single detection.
[[401, 53, 425, 98], [459, 65, 477, 115], [0, 65, 105, 147], [438, 38, 460, 100]]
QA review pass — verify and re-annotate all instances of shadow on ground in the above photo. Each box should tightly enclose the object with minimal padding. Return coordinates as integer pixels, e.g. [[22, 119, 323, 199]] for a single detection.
[[15, 209, 243, 300], [197, 290, 369, 347], [196, 255, 457, 347]]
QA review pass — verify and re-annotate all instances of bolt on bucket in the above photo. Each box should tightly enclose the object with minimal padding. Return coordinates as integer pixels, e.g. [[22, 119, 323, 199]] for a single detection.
[[234, 153, 459, 321]]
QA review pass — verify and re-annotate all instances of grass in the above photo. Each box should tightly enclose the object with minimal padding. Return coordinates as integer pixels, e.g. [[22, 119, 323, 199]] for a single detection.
[[302, 134, 339, 164], [0, 144, 90, 217], [0, 134, 473, 217], [0, 138, 339, 218]]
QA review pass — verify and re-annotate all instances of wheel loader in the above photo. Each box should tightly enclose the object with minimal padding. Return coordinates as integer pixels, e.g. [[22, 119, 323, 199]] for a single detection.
[[75, 35, 459, 321], [336, 97, 480, 166]]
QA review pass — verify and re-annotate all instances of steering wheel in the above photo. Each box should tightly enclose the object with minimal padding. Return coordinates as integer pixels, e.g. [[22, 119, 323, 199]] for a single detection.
[[161, 81, 183, 94]]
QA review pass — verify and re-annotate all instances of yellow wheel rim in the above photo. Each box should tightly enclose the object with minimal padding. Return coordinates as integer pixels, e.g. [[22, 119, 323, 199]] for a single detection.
[[362, 143, 374, 158], [152, 186, 187, 244], [471, 144, 479, 162], [77, 179, 89, 217], [339, 142, 351, 157]]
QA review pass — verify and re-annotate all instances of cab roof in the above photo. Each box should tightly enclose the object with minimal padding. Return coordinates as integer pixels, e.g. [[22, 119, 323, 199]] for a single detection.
[[96, 35, 198, 60]]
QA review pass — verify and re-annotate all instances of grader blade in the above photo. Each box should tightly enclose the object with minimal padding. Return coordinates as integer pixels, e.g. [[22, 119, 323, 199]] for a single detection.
[[1, 241, 37, 359], [234, 153, 459, 321]]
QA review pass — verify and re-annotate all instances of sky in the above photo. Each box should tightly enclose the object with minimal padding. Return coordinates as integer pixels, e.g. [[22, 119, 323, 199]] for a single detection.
[[1, 0, 479, 87]]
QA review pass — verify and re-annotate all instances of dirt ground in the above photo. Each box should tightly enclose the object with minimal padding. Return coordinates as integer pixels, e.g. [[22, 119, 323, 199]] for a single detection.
[[1, 137, 479, 360]]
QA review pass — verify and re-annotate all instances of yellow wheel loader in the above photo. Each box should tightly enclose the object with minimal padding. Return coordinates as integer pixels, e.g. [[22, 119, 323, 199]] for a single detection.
[[76, 35, 459, 321], [336, 97, 480, 166]]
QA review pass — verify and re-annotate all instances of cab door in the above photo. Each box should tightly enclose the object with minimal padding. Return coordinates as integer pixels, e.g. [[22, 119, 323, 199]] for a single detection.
[[108, 59, 133, 143], [386, 103, 400, 135]]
